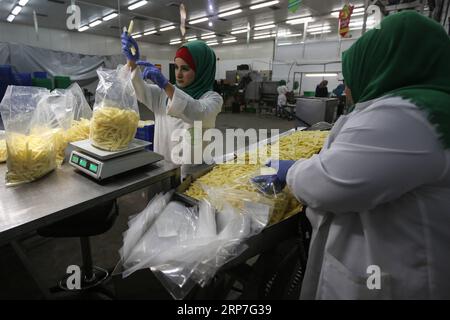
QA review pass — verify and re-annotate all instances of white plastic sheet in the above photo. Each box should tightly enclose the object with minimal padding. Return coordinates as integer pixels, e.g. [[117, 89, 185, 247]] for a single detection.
[[119, 187, 272, 299]]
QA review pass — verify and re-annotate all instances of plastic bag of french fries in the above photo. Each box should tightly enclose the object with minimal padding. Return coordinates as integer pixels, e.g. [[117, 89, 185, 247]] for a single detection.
[[0, 85, 57, 186], [90, 66, 139, 151], [31, 90, 77, 166]]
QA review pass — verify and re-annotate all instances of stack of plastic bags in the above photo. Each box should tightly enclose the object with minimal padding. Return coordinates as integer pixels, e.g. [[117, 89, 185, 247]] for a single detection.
[[119, 187, 272, 299]]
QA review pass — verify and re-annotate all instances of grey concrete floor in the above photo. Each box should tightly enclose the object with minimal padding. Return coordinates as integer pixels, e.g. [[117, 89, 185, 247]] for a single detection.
[[0, 111, 300, 300]]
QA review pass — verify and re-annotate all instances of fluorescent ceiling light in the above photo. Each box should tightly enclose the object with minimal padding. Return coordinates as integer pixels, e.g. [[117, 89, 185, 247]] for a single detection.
[[103, 13, 118, 21], [286, 16, 314, 25], [250, 0, 279, 10], [171, 38, 181, 42], [89, 20, 102, 27], [128, 0, 148, 11], [12, 6, 23, 15], [170, 41, 181, 45], [187, 38, 198, 42], [133, 33, 142, 38], [202, 32, 215, 36], [223, 37, 236, 41], [223, 39, 237, 44], [281, 33, 303, 38], [207, 42, 218, 46], [144, 30, 157, 35], [201, 34, 216, 39], [159, 25, 176, 32], [7, 14, 15, 22], [208, 21, 213, 27], [18, 0, 29, 6], [231, 28, 248, 34], [185, 35, 197, 39], [278, 42, 294, 46], [189, 17, 208, 24], [308, 27, 331, 32], [218, 9, 242, 18], [78, 25, 89, 32], [254, 24, 276, 31], [309, 30, 332, 35], [305, 73, 338, 77]]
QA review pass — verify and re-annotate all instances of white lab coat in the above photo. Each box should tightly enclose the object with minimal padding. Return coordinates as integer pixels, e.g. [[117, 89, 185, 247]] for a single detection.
[[131, 69, 223, 165], [286, 96, 450, 299], [277, 85, 288, 107]]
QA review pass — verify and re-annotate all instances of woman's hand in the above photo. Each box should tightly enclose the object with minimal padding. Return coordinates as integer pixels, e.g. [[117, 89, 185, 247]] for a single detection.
[[137, 61, 169, 89], [121, 31, 140, 68]]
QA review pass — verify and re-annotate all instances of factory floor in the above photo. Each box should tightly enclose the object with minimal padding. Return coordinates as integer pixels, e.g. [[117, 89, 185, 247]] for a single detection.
[[0, 111, 300, 300]]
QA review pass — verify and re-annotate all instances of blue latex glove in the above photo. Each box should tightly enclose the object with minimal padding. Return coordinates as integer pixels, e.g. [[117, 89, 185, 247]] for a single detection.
[[267, 160, 296, 183], [250, 174, 285, 195], [121, 31, 140, 62], [136, 61, 169, 89]]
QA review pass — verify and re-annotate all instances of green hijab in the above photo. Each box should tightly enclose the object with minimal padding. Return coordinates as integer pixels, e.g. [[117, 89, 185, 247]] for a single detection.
[[342, 11, 450, 148], [176, 40, 217, 99]]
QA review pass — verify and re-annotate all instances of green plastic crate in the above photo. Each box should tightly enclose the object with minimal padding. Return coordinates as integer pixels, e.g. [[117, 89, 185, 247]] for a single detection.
[[303, 91, 315, 97], [54, 76, 71, 89], [245, 107, 257, 113], [32, 77, 53, 90]]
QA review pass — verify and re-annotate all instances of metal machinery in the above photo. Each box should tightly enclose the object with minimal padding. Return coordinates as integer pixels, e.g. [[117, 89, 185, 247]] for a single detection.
[[295, 97, 339, 126]]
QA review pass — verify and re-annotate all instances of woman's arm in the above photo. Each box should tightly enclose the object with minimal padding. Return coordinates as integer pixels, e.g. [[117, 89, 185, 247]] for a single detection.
[[129, 64, 164, 113], [166, 88, 223, 124]]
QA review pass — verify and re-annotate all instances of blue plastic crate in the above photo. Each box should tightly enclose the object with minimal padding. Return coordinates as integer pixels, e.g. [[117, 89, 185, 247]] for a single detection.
[[135, 122, 154, 151], [13, 72, 32, 86], [33, 71, 48, 79]]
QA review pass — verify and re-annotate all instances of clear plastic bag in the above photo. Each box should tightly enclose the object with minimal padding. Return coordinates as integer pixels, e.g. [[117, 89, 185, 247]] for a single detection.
[[120, 188, 272, 300], [90, 65, 139, 151], [120, 191, 173, 265], [0, 85, 56, 186], [58, 83, 93, 145]]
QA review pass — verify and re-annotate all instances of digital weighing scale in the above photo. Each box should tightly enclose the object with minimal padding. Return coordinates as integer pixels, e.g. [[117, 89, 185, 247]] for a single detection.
[[68, 139, 164, 180]]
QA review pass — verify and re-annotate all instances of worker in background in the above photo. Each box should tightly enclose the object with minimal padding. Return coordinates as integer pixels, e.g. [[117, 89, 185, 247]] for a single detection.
[[315, 80, 329, 98], [255, 11, 450, 299], [276, 80, 289, 116], [332, 81, 346, 119], [121, 33, 223, 167]]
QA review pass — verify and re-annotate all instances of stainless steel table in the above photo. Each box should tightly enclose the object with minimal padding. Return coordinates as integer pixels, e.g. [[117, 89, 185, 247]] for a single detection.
[[0, 161, 180, 246]]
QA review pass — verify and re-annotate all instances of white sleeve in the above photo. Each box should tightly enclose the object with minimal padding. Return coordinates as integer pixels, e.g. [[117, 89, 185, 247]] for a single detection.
[[166, 88, 223, 124], [286, 102, 447, 214], [131, 69, 164, 113]]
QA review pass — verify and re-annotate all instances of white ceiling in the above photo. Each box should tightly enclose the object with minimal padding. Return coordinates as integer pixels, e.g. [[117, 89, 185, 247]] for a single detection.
[[0, 0, 367, 45]]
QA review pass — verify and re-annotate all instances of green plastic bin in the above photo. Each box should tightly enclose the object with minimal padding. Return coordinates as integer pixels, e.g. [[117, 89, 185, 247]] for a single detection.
[[54, 76, 71, 89], [32, 77, 53, 90]]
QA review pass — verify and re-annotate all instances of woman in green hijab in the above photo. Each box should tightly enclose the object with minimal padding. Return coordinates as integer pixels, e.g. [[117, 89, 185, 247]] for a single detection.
[[121, 35, 223, 165], [282, 11, 450, 299]]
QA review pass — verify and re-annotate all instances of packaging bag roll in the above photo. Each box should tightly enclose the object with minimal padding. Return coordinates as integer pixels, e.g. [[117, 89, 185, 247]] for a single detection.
[[90, 66, 139, 151], [0, 85, 57, 186]]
